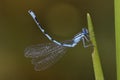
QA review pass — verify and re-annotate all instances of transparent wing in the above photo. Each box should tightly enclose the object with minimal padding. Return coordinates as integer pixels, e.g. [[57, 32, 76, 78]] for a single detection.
[[32, 44, 66, 71], [24, 40, 72, 71]]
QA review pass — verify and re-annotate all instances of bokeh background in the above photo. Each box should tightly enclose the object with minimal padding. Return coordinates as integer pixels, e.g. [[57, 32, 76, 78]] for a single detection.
[[0, 0, 115, 80]]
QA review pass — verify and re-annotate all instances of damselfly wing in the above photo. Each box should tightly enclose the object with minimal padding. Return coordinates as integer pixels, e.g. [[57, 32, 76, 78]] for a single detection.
[[24, 40, 72, 71]]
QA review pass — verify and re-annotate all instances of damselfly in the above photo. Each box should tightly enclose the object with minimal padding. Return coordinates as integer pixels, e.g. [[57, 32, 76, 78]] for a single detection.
[[24, 10, 90, 71]]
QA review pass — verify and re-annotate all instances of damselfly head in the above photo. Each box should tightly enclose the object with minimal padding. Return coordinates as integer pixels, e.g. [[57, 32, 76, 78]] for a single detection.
[[82, 28, 88, 35]]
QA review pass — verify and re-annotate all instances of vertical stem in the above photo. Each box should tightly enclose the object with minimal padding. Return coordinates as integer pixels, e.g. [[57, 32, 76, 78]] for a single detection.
[[87, 13, 104, 80], [115, 0, 120, 79]]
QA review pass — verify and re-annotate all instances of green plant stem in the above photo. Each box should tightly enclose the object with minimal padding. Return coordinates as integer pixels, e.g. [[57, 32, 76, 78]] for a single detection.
[[114, 0, 120, 80], [87, 13, 104, 80]]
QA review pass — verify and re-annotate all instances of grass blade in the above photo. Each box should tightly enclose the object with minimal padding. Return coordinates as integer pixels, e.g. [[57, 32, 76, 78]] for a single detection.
[[114, 0, 120, 79], [87, 13, 104, 80]]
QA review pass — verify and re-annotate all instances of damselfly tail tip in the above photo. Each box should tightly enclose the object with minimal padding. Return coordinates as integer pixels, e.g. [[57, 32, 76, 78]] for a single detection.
[[28, 10, 36, 18], [28, 10, 32, 13]]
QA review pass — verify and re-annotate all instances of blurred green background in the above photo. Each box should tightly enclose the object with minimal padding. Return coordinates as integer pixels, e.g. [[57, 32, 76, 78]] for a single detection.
[[0, 0, 115, 80]]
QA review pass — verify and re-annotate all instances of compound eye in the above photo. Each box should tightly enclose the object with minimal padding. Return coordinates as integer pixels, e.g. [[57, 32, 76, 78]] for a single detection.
[[82, 28, 88, 34]]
